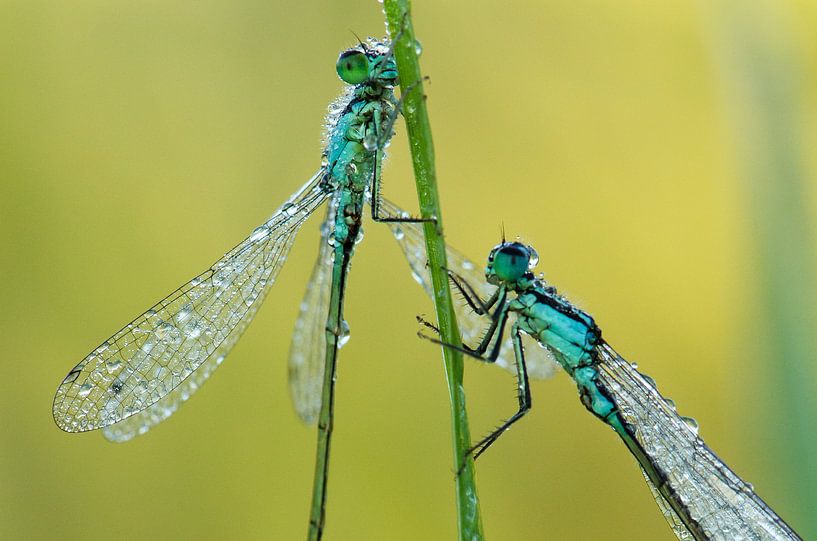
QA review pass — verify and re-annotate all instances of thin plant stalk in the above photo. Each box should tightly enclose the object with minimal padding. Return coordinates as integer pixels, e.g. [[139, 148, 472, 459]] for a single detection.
[[709, 2, 817, 537], [383, 2, 485, 539]]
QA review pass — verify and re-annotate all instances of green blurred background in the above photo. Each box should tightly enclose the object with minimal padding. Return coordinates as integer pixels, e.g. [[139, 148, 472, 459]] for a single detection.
[[1, 1, 815, 539]]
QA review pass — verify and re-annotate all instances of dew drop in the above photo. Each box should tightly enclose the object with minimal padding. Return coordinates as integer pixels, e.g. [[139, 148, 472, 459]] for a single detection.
[[250, 225, 270, 242], [155, 321, 182, 346], [363, 133, 378, 152], [461, 260, 474, 271], [184, 320, 203, 339], [337, 320, 351, 349], [320, 154, 330, 167], [348, 162, 358, 174], [630, 362, 639, 370], [320, 221, 332, 239], [174, 304, 193, 325], [110, 378, 125, 395], [413, 39, 423, 56], [664, 398, 676, 411], [392, 226, 404, 240], [78, 383, 93, 397], [282, 202, 298, 216], [527, 246, 539, 269], [682, 416, 700, 434], [106, 359, 122, 373]]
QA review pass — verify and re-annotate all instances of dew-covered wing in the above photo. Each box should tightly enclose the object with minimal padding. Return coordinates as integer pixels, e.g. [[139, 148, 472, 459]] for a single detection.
[[596, 342, 801, 541], [53, 170, 330, 439], [287, 204, 336, 425], [380, 197, 558, 379], [640, 466, 695, 541]]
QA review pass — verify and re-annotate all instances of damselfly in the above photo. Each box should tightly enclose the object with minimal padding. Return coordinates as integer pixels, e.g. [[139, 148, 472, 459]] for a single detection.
[[416, 240, 801, 541], [52, 37, 437, 540]]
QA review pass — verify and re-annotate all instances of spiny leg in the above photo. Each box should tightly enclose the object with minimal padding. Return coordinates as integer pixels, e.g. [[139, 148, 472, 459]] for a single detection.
[[445, 268, 500, 316], [469, 324, 532, 460], [369, 149, 434, 225], [369, 77, 433, 224], [417, 299, 509, 363]]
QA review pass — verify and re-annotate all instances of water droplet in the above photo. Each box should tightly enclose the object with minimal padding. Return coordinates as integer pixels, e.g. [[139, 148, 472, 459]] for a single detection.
[[642, 374, 657, 388], [392, 226, 404, 240], [363, 133, 378, 152], [215, 355, 226, 366], [461, 260, 474, 271], [282, 202, 298, 216], [184, 320, 203, 339], [337, 320, 351, 349], [527, 246, 539, 269], [106, 359, 122, 373], [320, 221, 332, 239], [110, 378, 125, 395], [348, 162, 358, 174], [155, 321, 182, 346], [630, 362, 639, 370], [664, 398, 676, 411], [173, 304, 193, 325], [78, 383, 93, 397], [413, 39, 423, 56], [190, 277, 203, 287], [406, 103, 416, 114], [682, 416, 699, 434], [212, 267, 232, 289], [250, 225, 270, 242], [355, 229, 364, 245], [320, 155, 329, 167]]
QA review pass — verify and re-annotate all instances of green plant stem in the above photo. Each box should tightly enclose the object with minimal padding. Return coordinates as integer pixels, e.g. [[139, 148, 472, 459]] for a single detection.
[[383, 2, 485, 540], [711, 3, 817, 537]]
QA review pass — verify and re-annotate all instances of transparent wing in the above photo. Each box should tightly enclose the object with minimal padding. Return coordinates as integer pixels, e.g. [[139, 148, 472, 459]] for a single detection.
[[287, 204, 336, 425], [596, 342, 801, 541], [53, 170, 330, 439], [380, 197, 558, 379], [640, 466, 695, 541]]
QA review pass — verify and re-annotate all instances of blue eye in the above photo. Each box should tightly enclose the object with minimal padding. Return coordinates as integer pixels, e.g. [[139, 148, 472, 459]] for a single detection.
[[491, 243, 534, 283], [336, 50, 369, 84]]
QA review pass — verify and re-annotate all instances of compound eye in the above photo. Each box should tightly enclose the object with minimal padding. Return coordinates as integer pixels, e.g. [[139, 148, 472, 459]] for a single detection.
[[492, 243, 531, 283], [336, 50, 369, 84]]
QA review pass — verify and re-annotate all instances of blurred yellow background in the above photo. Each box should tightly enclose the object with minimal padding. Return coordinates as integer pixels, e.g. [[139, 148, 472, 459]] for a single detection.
[[1, 1, 815, 539]]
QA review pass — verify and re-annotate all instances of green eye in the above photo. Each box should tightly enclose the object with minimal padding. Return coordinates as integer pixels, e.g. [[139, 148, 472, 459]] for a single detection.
[[492, 243, 535, 283], [336, 50, 369, 84]]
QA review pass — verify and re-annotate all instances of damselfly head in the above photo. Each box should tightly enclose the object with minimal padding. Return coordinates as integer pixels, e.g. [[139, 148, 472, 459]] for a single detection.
[[336, 49, 370, 85], [335, 39, 396, 87], [486, 242, 539, 287]]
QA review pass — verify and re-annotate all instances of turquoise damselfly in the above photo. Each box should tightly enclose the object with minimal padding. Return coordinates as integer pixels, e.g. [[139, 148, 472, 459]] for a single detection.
[[51, 37, 441, 540], [411, 239, 801, 541]]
